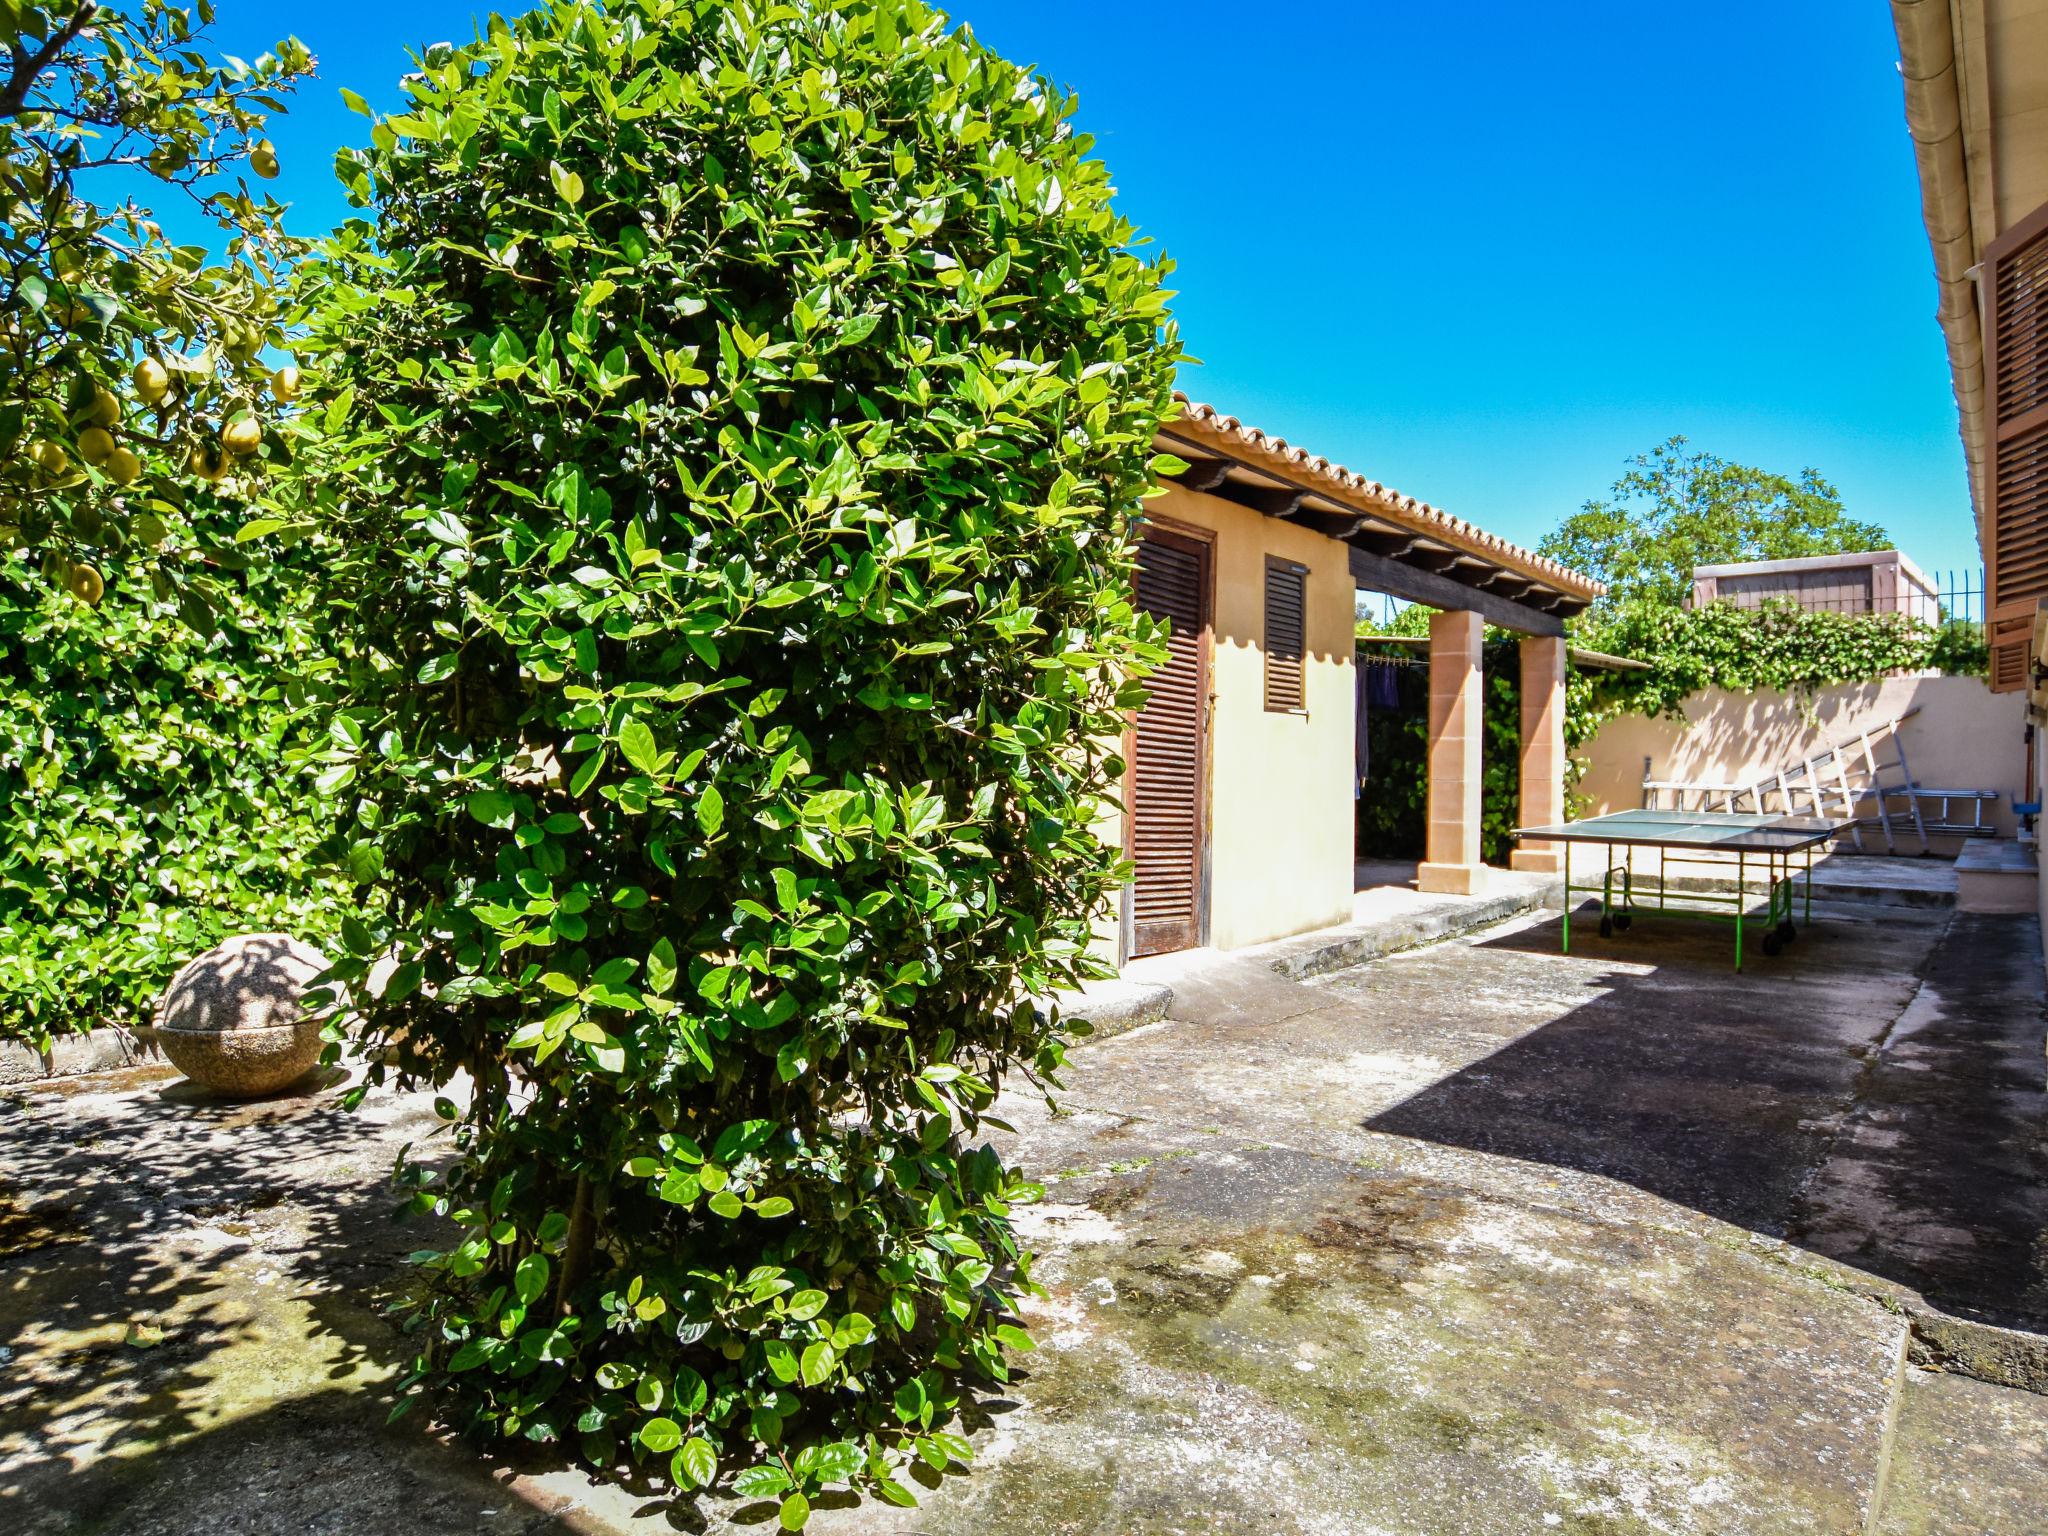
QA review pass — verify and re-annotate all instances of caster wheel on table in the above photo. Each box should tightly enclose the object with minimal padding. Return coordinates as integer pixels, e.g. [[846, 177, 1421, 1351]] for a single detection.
[[1614, 913, 1633, 932], [1598, 916, 1613, 939], [1761, 932, 1783, 958]]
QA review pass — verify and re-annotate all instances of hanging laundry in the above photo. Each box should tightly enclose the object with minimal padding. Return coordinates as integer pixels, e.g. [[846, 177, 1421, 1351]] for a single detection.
[[1355, 661, 1370, 793], [1368, 659, 1401, 710]]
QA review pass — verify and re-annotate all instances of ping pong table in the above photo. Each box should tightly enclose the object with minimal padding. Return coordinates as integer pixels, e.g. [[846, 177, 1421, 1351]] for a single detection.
[[1511, 809, 1843, 970]]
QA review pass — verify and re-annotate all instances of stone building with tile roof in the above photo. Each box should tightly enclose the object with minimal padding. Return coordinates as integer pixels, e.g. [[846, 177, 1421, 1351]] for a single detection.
[[1110, 394, 1601, 957]]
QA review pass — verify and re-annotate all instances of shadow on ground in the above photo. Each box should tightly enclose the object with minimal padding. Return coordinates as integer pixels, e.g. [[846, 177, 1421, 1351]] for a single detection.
[[1366, 906, 2048, 1331], [9, 892, 2048, 1536], [0, 1069, 620, 1535]]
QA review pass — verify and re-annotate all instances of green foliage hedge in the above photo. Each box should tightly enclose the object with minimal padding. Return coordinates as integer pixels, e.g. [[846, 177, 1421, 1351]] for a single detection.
[[0, 548, 340, 1053], [299, 1, 1177, 1524], [1576, 601, 1985, 720], [1354, 649, 1525, 865]]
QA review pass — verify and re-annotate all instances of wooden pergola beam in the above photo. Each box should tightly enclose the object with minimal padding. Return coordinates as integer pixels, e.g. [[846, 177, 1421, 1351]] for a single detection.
[[1348, 546, 1566, 637], [1172, 458, 1235, 494]]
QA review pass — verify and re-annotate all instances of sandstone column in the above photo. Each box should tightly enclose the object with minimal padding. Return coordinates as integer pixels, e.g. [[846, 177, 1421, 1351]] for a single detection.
[[1418, 608, 1487, 895], [1510, 634, 1567, 874]]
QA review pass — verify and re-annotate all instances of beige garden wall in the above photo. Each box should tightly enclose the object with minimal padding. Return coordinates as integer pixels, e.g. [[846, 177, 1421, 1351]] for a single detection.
[[1577, 673, 2029, 840]]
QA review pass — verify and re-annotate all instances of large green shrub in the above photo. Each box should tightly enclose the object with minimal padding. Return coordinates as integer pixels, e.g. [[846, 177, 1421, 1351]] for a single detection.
[[299, 1, 1176, 1523], [0, 546, 340, 1052]]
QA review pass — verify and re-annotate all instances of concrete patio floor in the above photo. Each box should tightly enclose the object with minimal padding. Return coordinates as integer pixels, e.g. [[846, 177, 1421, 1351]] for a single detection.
[[5, 884, 2047, 1534]]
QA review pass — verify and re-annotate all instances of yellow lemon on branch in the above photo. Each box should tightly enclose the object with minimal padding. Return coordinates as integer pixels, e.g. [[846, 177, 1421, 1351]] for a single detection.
[[221, 416, 262, 457]]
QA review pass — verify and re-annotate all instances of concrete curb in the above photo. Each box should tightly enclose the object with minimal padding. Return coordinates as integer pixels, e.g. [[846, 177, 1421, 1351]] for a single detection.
[[1906, 1303, 2048, 1396], [1261, 876, 1565, 981], [0, 1026, 162, 1086], [1651, 870, 1957, 910], [1044, 977, 1175, 1042], [1779, 1249, 2048, 1398]]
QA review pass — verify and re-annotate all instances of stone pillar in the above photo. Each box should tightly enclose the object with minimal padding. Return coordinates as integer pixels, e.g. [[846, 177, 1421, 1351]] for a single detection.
[[1510, 635, 1567, 874], [1418, 608, 1487, 895]]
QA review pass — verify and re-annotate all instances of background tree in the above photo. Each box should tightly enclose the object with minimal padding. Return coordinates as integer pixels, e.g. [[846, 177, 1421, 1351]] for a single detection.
[[299, 1, 1178, 1524], [1539, 436, 1889, 611], [0, 0, 312, 622]]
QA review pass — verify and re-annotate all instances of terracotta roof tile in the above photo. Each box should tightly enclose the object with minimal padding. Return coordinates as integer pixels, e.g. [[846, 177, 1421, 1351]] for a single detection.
[[1162, 393, 1605, 601]]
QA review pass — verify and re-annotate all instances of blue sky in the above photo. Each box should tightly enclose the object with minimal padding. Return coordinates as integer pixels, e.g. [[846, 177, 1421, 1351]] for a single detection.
[[201, 2, 1975, 575]]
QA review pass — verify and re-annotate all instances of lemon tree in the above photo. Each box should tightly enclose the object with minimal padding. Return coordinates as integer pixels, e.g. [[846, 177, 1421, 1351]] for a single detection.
[[0, 1, 312, 626], [300, 1, 1179, 1524]]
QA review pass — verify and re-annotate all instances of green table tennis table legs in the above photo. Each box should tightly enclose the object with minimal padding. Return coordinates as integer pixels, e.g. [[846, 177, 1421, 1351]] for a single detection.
[[1559, 840, 1815, 970]]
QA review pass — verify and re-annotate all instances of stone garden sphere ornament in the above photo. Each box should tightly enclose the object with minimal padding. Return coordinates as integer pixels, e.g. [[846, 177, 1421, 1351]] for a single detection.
[[153, 934, 342, 1097]]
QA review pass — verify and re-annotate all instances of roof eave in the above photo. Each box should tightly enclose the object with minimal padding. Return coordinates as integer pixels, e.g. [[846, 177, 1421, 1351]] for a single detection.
[[1892, 0, 1991, 545], [1152, 396, 1605, 613]]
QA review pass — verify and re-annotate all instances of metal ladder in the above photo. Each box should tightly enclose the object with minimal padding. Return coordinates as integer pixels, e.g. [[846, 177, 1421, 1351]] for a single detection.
[[1643, 710, 1985, 855]]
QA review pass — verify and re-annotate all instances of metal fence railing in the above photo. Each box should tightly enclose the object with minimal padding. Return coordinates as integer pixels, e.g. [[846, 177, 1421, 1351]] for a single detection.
[[1688, 567, 1984, 627]]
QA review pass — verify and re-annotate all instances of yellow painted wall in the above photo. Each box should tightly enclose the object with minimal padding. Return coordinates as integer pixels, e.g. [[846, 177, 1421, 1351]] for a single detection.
[[1132, 485, 1357, 952]]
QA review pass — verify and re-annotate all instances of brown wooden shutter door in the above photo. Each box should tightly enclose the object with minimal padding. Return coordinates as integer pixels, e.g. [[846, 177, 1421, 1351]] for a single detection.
[[1986, 202, 2048, 691], [1129, 528, 1210, 957]]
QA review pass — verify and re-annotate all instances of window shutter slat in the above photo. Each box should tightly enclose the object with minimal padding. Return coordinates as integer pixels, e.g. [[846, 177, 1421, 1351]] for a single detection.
[[1993, 634, 2029, 691], [1263, 560, 1307, 712], [1986, 202, 2048, 690]]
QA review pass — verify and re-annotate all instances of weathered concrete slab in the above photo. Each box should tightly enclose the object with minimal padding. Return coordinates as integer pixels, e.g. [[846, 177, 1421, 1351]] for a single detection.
[[1270, 865, 1560, 979], [1052, 905, 1946, 1247], [1043, 975, 1174, 1041], [1350, 906, 1941, 1239], [814, 1147, 1908, 1536], [1792, 912, 2048, 1334], [6, 885, 2046, 1536], [0, 1067, 699, 1536], [1955, 840, 2038, 915], [0, 1068, 493, 1536], [1871, 1368, 2048, 1535], [1802, 852, 1960, 904]]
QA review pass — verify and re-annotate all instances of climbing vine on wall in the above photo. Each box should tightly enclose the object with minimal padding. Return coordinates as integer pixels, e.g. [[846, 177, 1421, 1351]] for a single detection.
[[1353, 601, 1986, 865], [1576, 601, 1985, 721]]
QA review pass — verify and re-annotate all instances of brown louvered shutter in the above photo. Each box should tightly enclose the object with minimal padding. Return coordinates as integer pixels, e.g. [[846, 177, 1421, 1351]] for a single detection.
[[1993, 638, 2028, 692], [1263, 559, 1307, 712], [1986, 202, 2048, 690], [1129, 529, 1209, 957]]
